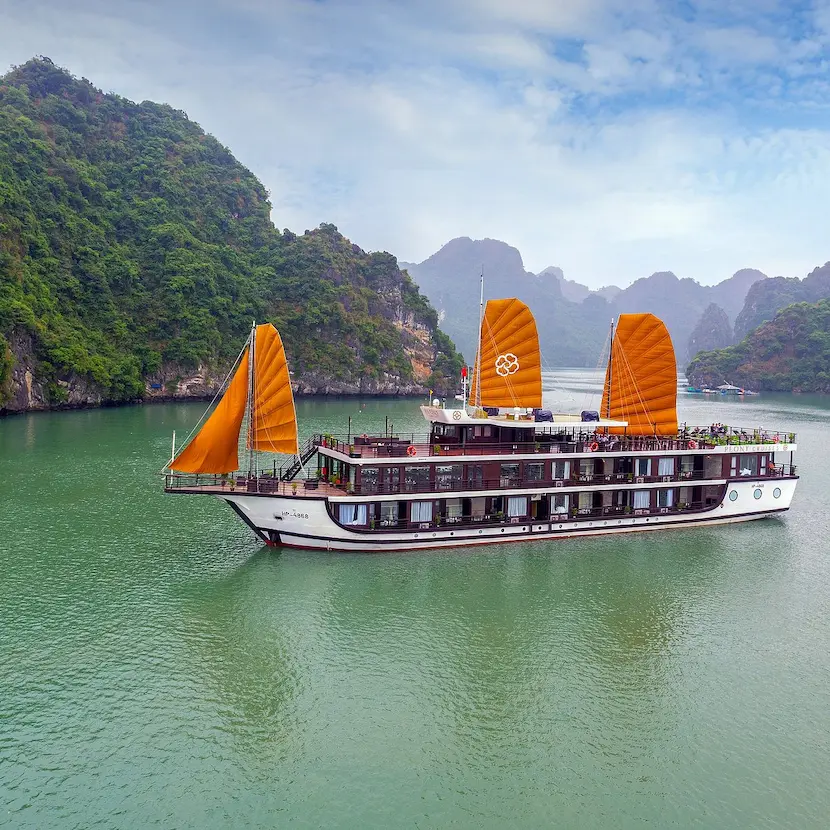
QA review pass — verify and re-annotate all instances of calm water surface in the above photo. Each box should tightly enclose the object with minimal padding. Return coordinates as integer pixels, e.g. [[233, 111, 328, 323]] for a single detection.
[[2, 373, 829, 828]]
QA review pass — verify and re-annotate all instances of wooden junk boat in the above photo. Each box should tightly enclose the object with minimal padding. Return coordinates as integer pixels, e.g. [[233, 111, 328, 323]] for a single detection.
[[164, 304, 798, 551]]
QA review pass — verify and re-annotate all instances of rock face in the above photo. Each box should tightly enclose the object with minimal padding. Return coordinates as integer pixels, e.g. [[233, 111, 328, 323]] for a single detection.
[[687, 303, 733, 361], [734, 263, 830, 340]]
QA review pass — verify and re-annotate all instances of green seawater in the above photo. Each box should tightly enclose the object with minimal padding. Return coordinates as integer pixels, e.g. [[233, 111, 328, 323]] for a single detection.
[[2, 374, 830, 828]]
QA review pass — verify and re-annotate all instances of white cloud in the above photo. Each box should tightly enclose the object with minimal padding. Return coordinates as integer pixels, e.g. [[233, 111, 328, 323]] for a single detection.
[[1, 0, 830, 288]]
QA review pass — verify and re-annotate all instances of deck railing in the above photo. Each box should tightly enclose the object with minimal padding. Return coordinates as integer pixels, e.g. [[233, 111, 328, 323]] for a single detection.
[[313, 426, 796, 460], [335, 501, 717, 533], [164, 464, 796, 496]]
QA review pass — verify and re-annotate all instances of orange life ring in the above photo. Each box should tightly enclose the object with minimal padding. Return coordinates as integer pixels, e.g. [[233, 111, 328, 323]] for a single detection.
[[589, 442, 599, 452], [406, 445, 417, 457], [688, 439, 697, 449]]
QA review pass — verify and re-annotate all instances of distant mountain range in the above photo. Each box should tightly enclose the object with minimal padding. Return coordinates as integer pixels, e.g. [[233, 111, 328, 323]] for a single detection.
[[403, 237, 767, 366]]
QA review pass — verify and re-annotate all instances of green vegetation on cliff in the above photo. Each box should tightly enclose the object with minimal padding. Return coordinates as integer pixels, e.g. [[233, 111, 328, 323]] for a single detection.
[[687, 299, 830, 392], [0, 58, 460, 408]]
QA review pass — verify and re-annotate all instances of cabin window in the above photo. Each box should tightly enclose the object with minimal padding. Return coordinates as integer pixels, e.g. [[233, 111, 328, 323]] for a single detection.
[[445, 498, 463, 520], [404, 465, 430, 490], [635, 458, 651, 477], [380, 502, 399, 526], [525, 463, 544, 482], [338, 504, 368, 525], [473, 425, 493, 438], [500, 463, 520, 486], [553, 460, 571, 480], [508, 496, 528, 517], [657, 457, 675, 476], [467, 464, 484, 488], [633, 490, 650, 509], [436, 465, 462, 490], [551, 493, 569, 514], [759, 454, 768, 475], [730, 456, 738, 476], [579, 458, 594, 478], [383, 467, 400, 492], [433, 424, 457, 438], [578, 492, 593, 511], [739, 455, 756, 476], [471, 497, 486, 519], [361, 467, 380, 493], [680, 455, 694, 474], [411, 501, 433, 523], [657, 489, 674, 508]]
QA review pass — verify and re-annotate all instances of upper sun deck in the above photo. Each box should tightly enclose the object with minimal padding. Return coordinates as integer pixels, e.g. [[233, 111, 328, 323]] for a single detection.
[[316, 422, 797, 464], [419, 405, 629, 429]]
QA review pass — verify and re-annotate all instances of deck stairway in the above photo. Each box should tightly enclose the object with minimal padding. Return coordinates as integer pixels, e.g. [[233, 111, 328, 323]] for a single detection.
[[279, 438, 319, 481]]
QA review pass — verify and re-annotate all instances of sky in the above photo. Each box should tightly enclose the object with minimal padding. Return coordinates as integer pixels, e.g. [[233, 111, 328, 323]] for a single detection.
[[2, 0, 830, 288]]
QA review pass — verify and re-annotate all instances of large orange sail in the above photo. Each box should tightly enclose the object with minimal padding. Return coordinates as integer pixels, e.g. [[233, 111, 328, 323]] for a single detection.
[[600, 313, 677, 435], [170, 350, 250, 474], [468, 298, 542, 409], [249, 323, 299, 454]]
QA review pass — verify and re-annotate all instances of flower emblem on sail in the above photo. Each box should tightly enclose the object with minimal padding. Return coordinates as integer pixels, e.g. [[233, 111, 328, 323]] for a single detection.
[[495, 353, 520, 377]]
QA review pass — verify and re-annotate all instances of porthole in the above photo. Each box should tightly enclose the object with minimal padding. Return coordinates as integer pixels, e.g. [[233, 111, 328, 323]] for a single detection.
[[754, 488, 762, 500], [773, 488, 782, 499], [558, 524, 563, 529], [501, 528, 505, 533], [729, 490, 738, 502]]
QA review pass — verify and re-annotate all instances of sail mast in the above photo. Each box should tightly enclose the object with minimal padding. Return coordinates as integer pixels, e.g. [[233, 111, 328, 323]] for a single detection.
[[247, 320, 257, 476], [606, 318, 615, 419], [475, 268, 484, 409]]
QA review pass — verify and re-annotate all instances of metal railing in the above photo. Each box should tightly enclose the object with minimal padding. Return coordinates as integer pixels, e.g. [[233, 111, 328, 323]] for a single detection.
[[329, 500, 717, 533], [164, 463, 796, 496], [313, 426, 796, 460]]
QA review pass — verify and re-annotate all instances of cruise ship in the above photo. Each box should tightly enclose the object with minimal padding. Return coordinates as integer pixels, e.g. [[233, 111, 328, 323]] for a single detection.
[[164, 301, 798, 551]]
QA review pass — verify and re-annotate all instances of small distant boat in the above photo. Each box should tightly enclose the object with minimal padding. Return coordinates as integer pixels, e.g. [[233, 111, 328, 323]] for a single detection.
[[717, 383, 758, 396]]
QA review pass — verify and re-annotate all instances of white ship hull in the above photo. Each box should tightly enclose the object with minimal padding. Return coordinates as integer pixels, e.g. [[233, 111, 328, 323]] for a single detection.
[[217, 477, 797, 552]]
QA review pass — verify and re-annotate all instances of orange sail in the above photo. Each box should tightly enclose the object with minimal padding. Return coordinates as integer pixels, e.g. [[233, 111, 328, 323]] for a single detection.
[[468, 298, 542, 409], [249, 323, 299, 454], [170, 350, 250, 474], [600, 313, 677, 435]]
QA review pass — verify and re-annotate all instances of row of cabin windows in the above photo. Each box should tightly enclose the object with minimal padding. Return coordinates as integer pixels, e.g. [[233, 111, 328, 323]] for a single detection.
[[358, 455, 767, 492], [337, 488, 694, 526], [357, 457, 700, 492]]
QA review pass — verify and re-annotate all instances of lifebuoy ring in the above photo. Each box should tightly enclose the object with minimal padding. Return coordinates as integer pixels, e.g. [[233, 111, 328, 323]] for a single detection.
[[589, 442, 599, 452], [406, 445, 417, 457], [688, 439, 697, 449]]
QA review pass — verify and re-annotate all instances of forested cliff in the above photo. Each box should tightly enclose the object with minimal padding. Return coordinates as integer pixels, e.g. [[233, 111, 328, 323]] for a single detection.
[[0, 58, 461, 413], [687, 299, 830, 392]]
